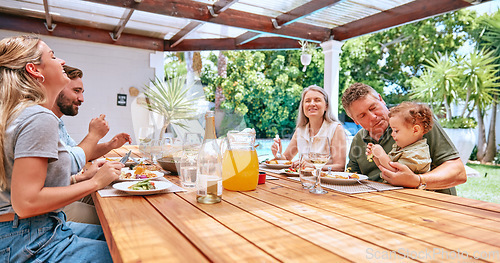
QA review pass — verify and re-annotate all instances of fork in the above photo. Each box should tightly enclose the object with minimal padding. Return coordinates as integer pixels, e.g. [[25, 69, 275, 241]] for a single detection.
[[355, 178, 380, 192]]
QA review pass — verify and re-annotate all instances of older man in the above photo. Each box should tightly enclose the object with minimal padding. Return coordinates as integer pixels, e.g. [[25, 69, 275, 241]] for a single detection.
[[341, 83, 466, 195], [53, 65, 131, 175]]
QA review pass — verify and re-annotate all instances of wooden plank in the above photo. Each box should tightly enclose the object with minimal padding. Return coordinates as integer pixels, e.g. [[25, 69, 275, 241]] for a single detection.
[[332, 0, 472, 40], [0, 12, 164, 51], [274, 0, 343, 27], [224, 190, 422, 262], [165, 37, 301, 51], [150, 190, 350, 262], [93, 193, 208, 262], [258, 179, 500, 261], [395, 189, 500, 213], [241, 185, 488, 262], [147, 192, 280, 262], [84, 0, 332, 43]]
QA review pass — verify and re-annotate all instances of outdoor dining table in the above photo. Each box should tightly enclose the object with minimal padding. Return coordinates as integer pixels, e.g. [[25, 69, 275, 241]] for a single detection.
[[92, 145, 500, 262]]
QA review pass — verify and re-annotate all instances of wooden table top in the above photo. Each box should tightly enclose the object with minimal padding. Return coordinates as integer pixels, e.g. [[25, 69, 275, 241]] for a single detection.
[[93, 145, 500, 262]]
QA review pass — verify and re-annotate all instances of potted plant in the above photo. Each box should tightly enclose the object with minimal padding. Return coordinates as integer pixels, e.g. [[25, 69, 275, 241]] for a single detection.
[[299, 40, 317, 72], [410, 49, 500, 163], [140, 74, 203, 139]]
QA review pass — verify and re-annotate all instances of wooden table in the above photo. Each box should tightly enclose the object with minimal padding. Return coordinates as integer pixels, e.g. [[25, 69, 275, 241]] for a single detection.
[[93, 145, 500, 262]]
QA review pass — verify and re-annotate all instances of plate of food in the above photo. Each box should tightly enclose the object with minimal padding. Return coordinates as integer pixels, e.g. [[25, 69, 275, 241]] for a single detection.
[[113, 180, 172, 195], [320, 172, 368, 185], [282, 167, 299, 177], [118, 166, 164, 181], [263, 159, 292, 169]]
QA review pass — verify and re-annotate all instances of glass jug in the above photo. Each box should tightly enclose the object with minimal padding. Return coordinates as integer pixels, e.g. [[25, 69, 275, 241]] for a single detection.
[[222, 129, 259, 191]]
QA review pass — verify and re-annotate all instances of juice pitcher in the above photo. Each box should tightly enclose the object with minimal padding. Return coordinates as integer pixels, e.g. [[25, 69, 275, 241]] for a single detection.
[[222, 129, 259, 191]]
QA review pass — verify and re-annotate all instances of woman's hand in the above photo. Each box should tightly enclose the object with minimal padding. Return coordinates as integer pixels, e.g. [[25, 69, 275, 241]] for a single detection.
[[271, 137, 283, 159], [75, 159, 107, 182], [91, 161, 123, 189]]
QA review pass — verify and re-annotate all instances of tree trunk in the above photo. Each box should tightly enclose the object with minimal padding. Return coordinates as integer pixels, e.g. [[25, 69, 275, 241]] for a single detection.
[[476, 109, 487, 162], [159, 116, 169, 140], [215, 52, 227, 110], [483, 99, 498, 162]]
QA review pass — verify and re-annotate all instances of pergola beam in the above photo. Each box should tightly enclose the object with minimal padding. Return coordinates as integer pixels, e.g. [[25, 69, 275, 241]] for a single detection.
[[273, 0, 342, 29], [332, 0, 473, 40], [168, 21, 204, 48], [110, 8, 134, 41], [0, 12, 164, 51], [42, 0, 56, 32], [236, 0, 340, 45], [165, 37, 300, 51]]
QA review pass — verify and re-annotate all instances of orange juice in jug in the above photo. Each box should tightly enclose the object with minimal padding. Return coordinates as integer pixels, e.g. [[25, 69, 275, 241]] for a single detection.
[[222, 130, 259, 191]]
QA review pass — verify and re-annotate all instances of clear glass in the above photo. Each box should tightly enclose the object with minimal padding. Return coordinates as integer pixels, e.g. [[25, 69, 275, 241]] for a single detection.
[[308, 136, 330, 194], [297, 135, 314, 189], [180, 133, 202, 188], [298, 153, 315, 189], [150, 138, 168, 163], [138, 126, 155, 161]]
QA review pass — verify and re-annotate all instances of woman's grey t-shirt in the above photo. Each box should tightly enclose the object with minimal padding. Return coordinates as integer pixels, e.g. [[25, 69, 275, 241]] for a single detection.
[[1, 105, 71, 215]]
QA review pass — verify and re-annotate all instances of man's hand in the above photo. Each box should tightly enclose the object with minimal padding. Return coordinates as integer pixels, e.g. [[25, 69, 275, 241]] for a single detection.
[[108, 133, 132, 149], [379, 161, 420, 188], [88, 114, 109, 140]]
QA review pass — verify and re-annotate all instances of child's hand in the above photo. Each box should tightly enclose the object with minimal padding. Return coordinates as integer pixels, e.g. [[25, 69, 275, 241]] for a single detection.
[[366, 143, 374, 162]]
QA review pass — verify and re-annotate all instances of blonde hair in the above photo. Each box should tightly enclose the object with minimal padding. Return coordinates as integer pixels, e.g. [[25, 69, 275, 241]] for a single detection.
[[0, 35, 45, 190], [296, 85, 338, 128]]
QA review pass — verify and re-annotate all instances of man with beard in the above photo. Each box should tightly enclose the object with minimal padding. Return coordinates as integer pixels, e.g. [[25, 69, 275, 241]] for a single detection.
[[53, 65, 131, 175], [53, 65, 131, 224]]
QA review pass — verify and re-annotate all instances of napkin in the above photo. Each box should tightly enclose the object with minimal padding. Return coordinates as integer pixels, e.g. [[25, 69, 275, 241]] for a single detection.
[[98, 177, 186, 197]]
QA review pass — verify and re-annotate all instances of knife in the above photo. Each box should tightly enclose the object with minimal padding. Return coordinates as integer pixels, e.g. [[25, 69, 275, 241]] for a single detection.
[[119, 150, 132, 164]]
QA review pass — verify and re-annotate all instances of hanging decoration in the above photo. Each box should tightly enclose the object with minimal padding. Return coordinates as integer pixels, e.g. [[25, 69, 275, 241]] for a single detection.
[[299, 40, 317, 72]]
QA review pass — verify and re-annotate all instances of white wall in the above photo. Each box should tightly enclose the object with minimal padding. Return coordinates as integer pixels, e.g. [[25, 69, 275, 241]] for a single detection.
[[1, 29, 160, 144]]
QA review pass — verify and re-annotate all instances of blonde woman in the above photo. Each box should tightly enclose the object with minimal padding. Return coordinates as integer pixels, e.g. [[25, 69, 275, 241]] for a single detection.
[[271, 85, 347, 172], [0, 36, 122, 262]]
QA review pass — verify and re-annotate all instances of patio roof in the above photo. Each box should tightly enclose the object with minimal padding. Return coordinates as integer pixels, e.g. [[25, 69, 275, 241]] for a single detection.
[[0, 0, 487, 52]]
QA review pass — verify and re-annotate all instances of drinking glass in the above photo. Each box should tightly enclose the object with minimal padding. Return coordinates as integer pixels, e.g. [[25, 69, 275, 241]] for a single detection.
[[180, 133, 202, 188], [298, 153, 315, 189], [308, 136, 330, 194], [297, 136, 314, 189], [138, 126, 155, 161]]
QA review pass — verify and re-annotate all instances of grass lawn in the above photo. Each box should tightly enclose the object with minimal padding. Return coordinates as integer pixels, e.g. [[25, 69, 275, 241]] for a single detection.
[[456, 163, 500, 204]]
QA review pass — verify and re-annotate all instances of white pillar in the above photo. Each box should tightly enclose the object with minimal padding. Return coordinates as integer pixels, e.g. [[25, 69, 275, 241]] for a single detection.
[[321, 40, 344, 120], [150, 51, 165, 81]]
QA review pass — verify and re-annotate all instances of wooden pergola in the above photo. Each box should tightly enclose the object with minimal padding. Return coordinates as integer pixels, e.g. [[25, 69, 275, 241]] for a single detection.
[[0, 0, 488, 117], [0, 0, 485, 52]]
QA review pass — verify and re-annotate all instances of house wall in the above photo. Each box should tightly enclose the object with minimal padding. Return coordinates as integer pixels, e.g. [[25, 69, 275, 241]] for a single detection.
[[1, 29, 161, 144]]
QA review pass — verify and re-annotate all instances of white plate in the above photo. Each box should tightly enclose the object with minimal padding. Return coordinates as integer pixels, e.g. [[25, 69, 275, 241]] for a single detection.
[[113, 181, 172, 195], [281, 168, 299, 177], [263, 160, 292, 169], [320, 172, 369, 185], [118, 168, 164, 181]]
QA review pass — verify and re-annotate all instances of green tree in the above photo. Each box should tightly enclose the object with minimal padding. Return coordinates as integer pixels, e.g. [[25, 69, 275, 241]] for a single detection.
[[201, 49, 324, 138], [476, 10, 500, 162], [339, 9, 479, 106]]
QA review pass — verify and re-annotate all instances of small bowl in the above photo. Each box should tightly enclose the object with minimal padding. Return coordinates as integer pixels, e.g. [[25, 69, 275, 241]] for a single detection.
[[157, 156, 180, 174], [258, 172, 266, 184]]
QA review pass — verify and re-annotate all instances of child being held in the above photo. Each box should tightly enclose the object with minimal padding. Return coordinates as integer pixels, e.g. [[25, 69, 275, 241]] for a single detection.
[[366, 101, 433, 174]]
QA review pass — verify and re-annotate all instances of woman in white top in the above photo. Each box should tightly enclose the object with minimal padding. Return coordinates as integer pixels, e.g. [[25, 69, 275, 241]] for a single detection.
[[271, 85, 347, 171]]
